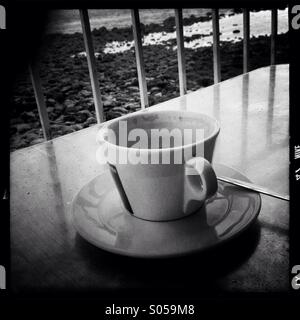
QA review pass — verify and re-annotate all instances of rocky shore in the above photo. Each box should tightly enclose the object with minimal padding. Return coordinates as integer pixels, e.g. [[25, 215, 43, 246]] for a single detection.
[[10, 14, 289, 151]]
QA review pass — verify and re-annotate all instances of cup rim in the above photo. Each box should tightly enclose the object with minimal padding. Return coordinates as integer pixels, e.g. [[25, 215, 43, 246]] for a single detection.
[[98, 109, 220, 153]]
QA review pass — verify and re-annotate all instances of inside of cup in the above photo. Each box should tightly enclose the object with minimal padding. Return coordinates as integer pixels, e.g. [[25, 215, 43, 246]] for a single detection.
[[106, 111, 218, 149]]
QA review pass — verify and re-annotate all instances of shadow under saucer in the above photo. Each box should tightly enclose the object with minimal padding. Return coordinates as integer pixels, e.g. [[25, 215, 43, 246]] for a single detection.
[[75, 220, 261, 292]]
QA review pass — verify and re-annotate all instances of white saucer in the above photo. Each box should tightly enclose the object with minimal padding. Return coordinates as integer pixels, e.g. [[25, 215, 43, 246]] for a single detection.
[[72, 164, 261, 258]]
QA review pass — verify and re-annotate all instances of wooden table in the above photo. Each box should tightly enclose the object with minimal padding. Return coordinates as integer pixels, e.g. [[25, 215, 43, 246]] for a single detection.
[[10, 65, 289, 294]]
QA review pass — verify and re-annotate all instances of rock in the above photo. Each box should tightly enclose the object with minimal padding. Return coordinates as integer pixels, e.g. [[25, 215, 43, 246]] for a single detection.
[[67, 106, 77, 112], [111, 106, 128, 114], [61, 77, 72, 85], [61, 126, 75, 134], [47, 98, 56, 105], [72, 82, 83, 90], [80, 89, 91, 97], [103, 100, 113, 108], [98, 72, 105, 81], [85, 117, 97, 125], [49, 113, 57, 121], [31, 138, 45, 145], [150, 86, 160, 93], [50, 124, 63, 130], [32, 121, 41, 128], [78, 109, 92, 117], [74, 105, 83, 112], [104, 94, 114, 101], [21, 111, 36, 122], [61, 85, 72, 93], [77, 113, 89, 123], [87, 103, 95, 111], [16, 123, 32, 133], [82, 122, 90, 128], [65, 99, 76, 111], [63, 114, 77, 122], [127, 86, 139, 92], [51, 92, 65, 103], [126, 78, 138, 86], [25, 131, 40, 141], [233, 29, 240, 34], [85, 97, 94, 107], [106, 111, 124, 120], [47, 107, 54, 113], [71, 124, 84, 131], [55, 115, 65, 123], [103, 95, 116, 108], [13, 137, 28, 149], [149, 80, 167, 89], [55, 103, 65, 112]]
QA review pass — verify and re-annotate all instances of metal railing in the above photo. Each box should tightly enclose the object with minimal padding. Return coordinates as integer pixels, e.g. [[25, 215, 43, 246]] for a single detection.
[[79, 9, 104, 123], [28, 8, 279, 141]]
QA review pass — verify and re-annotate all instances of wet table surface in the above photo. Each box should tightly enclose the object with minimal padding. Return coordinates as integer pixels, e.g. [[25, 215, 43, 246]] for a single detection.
[[10, 65, 289, 293]]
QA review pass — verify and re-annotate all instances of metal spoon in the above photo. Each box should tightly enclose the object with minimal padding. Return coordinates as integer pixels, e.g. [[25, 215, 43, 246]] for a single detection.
[[217, 175, 290, 201]]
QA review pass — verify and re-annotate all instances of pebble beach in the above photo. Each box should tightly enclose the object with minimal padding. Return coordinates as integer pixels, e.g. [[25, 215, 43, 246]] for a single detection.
[[10, 8, 289, 151]]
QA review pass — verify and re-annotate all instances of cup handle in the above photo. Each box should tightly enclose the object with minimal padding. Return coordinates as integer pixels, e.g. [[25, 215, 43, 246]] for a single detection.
[[184, 157, 218, 213]]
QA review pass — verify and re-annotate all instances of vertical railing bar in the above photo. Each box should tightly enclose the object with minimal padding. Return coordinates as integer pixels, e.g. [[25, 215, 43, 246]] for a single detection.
[[131, 9, 149, 109], [28, 62, 51, 140], [175, 8, 187, 95], [271, 8, 278, 65], [243, 8, 250, 73], [212, 8, 221, 83], [79, 9, 104, 123]]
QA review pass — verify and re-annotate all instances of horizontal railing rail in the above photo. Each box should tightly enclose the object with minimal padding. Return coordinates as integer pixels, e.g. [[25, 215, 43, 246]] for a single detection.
[[27, 8, 280, 142]]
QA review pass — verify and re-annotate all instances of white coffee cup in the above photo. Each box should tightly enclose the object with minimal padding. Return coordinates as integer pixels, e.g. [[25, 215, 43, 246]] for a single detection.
[[97, 110, 220, 221]]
